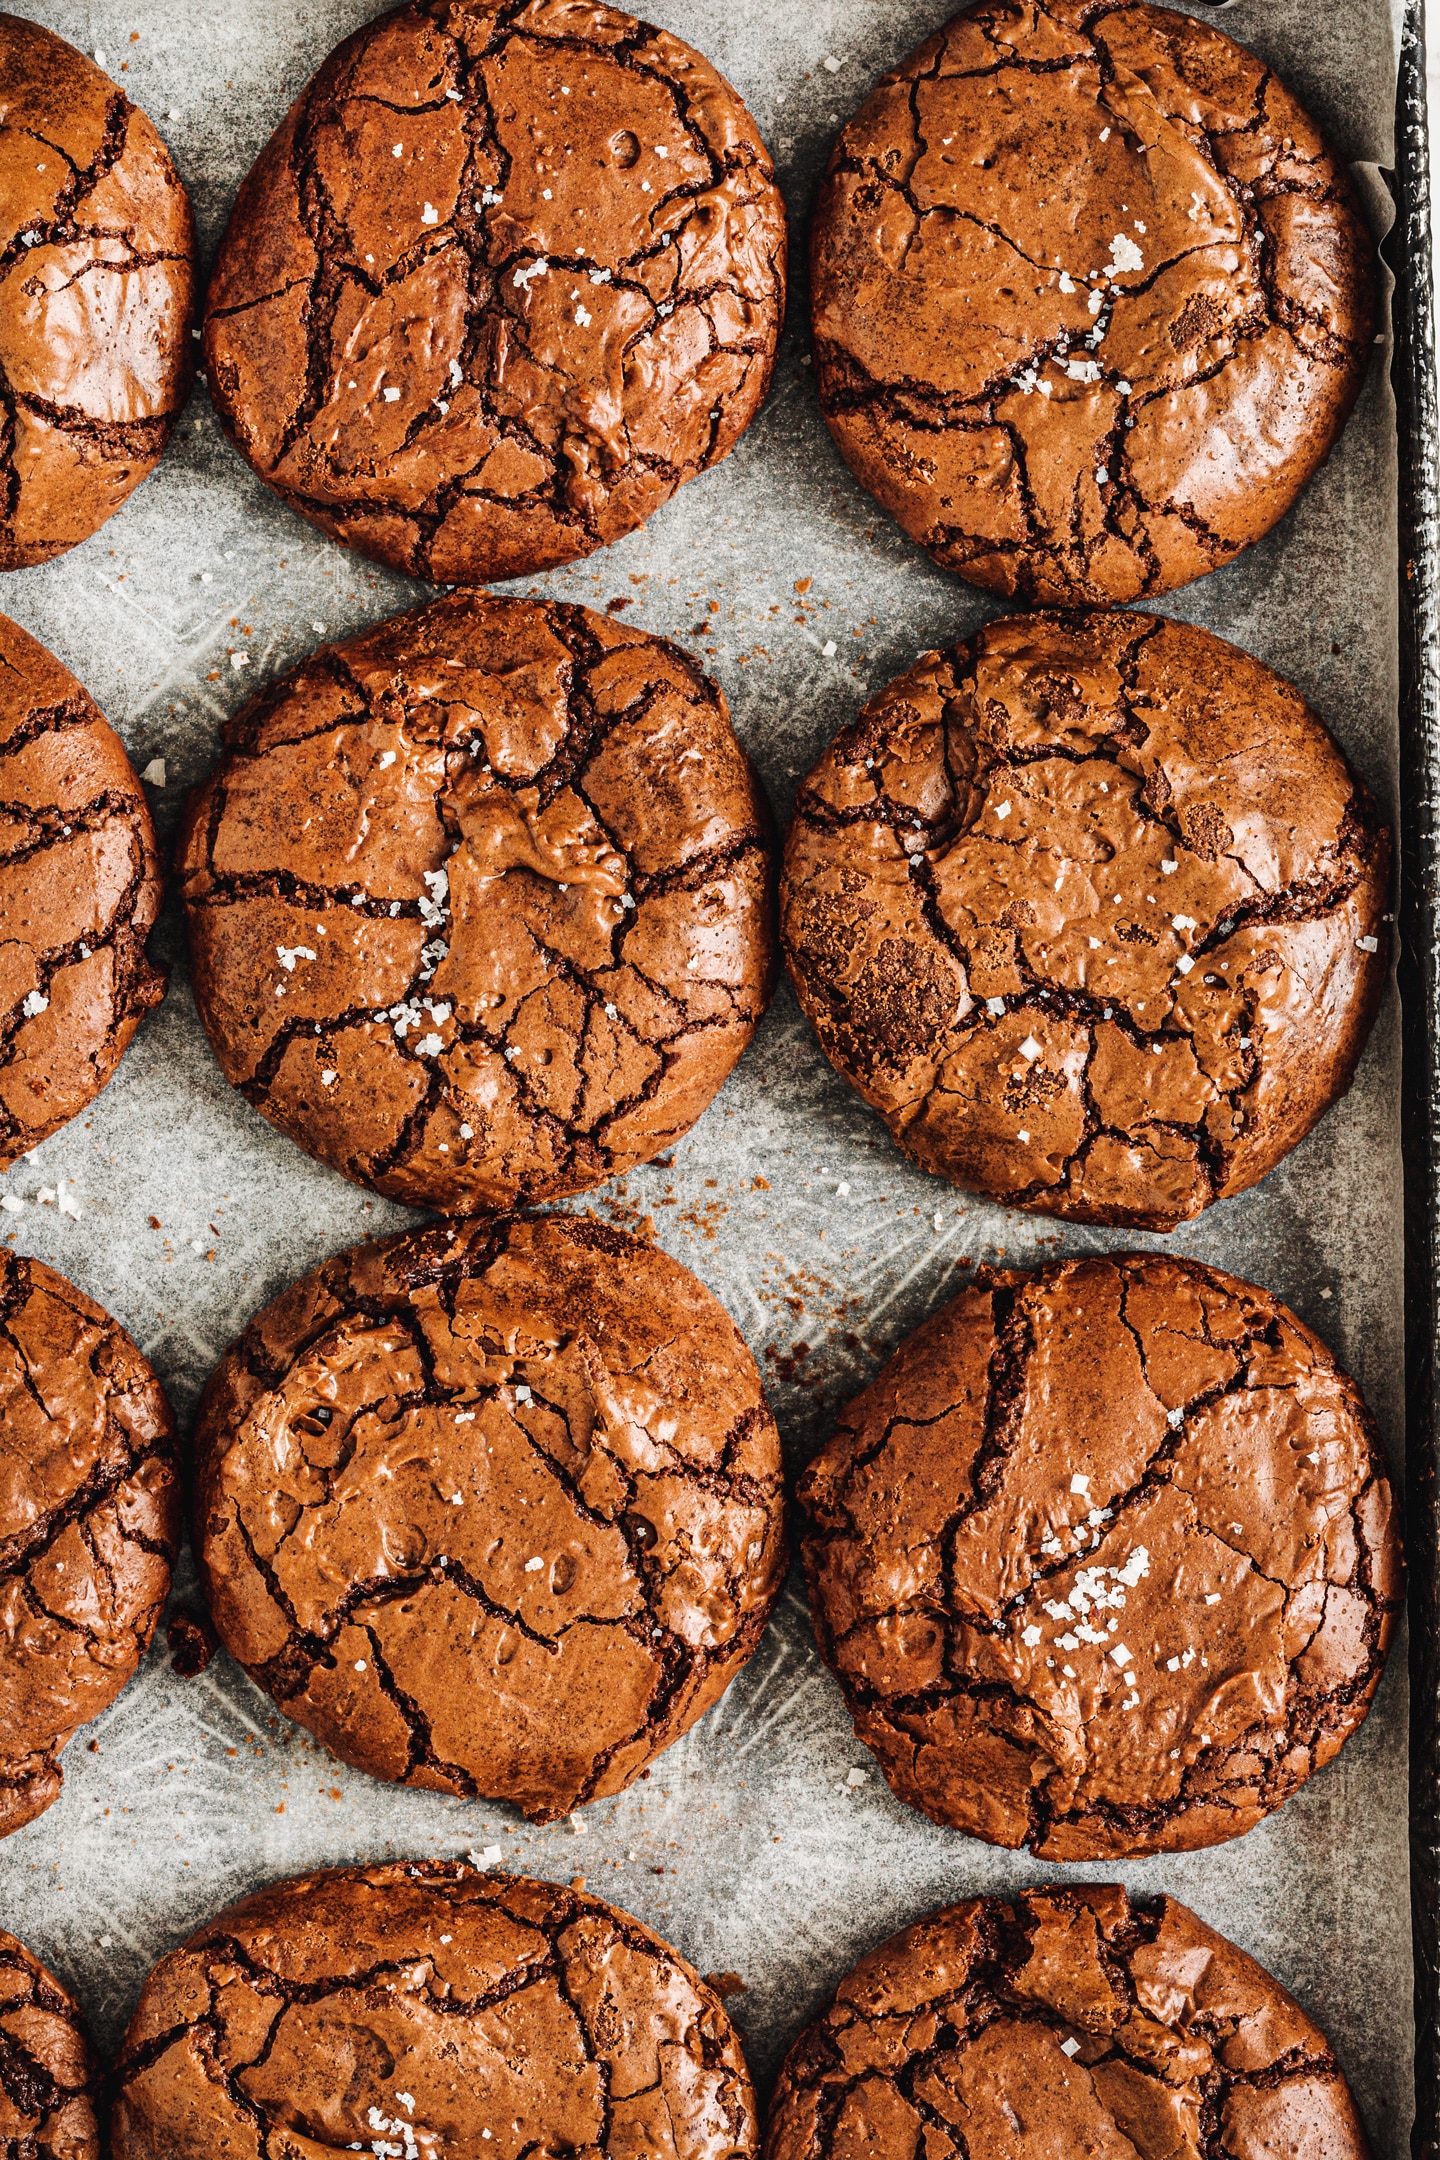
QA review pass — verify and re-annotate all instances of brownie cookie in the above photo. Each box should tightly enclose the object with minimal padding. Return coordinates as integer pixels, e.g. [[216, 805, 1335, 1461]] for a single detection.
[[179, 591, 774, 1211], [810, 1, 1373, 605], [113, 1861, 757, 2160], [0, 18, 195, 570], [0, 1253, 179, 1837], [202, 0, 785, 584], [0, 1930, 102, 2160], [767, 1886, 1371, 2160], [800, 1255, 1400, 1858], [781, 612, 1388, 1231], [194, 1213, 785, 1821], [0, 616, 165, 1162]]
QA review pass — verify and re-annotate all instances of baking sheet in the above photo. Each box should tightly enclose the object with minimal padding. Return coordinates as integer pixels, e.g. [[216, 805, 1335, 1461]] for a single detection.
[[0, 0, 1413, 2150]]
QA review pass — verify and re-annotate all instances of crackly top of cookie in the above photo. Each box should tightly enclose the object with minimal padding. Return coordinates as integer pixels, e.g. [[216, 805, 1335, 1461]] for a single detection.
[[179, 590, 774, 1213], [202, 0, 786, 583], [799, 1252, 1399, 1857], [0, 615, 166, 1165], [766, 1885, 1370, 2160], [113, 1862, 758, 2160], [0, 1927, 102, 2160], [0, 15, 195, 568], [194, 1213, 785, 1820], [0, 1252, 179, 1837], [809, 0, 1373, 605], [781, 610, 1388, 1230]]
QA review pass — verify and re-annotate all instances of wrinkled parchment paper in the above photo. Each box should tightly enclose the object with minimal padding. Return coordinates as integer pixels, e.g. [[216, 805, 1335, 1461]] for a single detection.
[[0, 1, 1412, 2149]]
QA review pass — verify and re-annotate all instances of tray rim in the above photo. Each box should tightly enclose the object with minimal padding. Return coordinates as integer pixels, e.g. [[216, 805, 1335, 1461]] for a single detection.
[[1397, 0, 1439, 2149]]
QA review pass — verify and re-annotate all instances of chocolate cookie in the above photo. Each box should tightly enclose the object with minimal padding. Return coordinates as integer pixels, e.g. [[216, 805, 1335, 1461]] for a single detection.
[[781, 611, 1388, 1231], [0, 615, 165, 1163], [767, 1886, 1371, 2160], [194, 1213, 785, 1821], [113, 1862, 758, 2160], [809, 1, 1373, 605], [0, 1253, 179, 1837], [0, 1930, 102, 2160], [0, 19, 195, 570], [201, 0, 785, 584], [799, 1255, 1400, 1859], [179, 591, 774, 1211]]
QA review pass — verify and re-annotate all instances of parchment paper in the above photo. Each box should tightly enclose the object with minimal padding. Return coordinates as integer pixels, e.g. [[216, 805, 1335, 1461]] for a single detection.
[[0, 1, 1413, 2150]]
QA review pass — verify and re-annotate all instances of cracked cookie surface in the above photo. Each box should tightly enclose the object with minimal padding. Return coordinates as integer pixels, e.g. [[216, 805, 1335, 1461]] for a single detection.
[[0, 1253, 179, 1839], [780, 611, 1388, 1231], [194, 1213, 786, 1822], [0, 1928, 102, 2160], [0, 614, 166, 1163], [0, 17, 195, 569], [766, 1884, 1370, 2160], [113, 1860, 758, 2160], [799, 1254, 1400, 1859], [201, 0, 786, 584], [809, 0, 1373, 605], [178, 590, 775, 1213]]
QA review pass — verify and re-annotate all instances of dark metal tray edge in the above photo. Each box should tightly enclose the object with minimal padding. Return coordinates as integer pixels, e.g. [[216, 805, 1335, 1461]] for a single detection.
[[1397, 1, 1439, 2148]]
